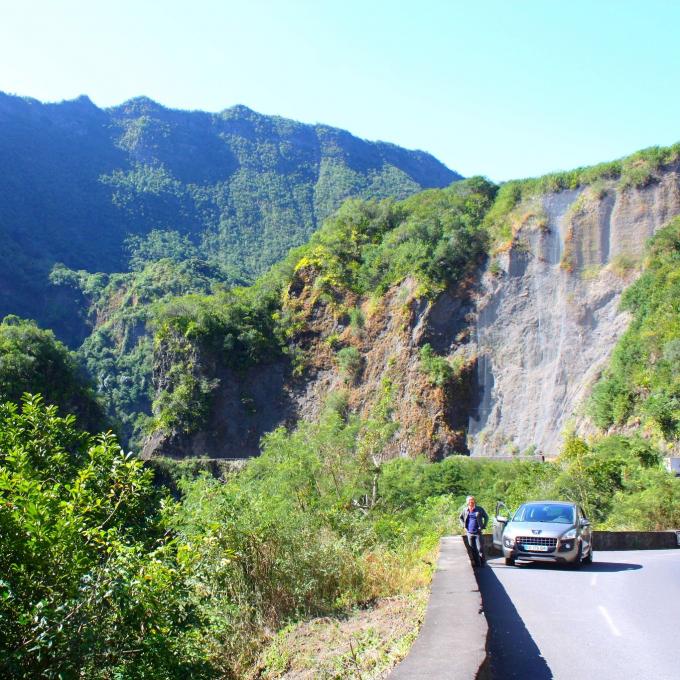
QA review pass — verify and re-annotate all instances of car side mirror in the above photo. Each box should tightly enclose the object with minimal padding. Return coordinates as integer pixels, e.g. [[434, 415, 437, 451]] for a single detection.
[[580, 518, 590, 527], [495, 501, 510, 522]]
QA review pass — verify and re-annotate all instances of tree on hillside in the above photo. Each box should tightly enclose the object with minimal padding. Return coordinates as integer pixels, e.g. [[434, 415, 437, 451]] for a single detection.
[[0, 315, 105, 432]]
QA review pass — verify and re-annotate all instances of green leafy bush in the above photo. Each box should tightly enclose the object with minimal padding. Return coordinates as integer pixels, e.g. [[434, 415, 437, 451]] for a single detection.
[[336, 346, 362, 381], [0, 395, 209, 679], [418, 344, 454, 387], [349, 306, 365, 331]]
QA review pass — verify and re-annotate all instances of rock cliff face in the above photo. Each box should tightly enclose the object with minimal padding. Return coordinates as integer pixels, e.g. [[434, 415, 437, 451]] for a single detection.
[[145, 271, 475, 460], [468, 166, 680, 456], [285, 273, 475, 460], [143, 162, 680, 462]]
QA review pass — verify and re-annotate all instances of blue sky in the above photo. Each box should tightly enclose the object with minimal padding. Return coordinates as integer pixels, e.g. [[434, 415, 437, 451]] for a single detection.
[[1, 0, 679, 181]]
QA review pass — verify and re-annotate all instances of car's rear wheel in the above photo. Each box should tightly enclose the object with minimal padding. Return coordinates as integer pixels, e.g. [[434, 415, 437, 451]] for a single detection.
[[505, 557, 515, 566]]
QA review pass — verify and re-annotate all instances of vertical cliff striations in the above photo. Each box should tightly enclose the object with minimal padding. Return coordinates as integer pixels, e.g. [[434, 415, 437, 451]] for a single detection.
[[468, 166, 680, 456]]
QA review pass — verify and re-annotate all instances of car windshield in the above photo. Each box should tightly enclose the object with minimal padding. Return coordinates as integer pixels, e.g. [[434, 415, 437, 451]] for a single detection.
[[512, 503, 575, 524]]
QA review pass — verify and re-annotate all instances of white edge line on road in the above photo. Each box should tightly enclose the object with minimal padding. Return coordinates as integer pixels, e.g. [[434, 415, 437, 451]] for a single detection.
[[598, 605, 622, 637]]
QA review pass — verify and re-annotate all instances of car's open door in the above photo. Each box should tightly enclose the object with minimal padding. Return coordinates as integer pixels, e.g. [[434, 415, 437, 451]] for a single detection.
[[492, 501, 511, 549]]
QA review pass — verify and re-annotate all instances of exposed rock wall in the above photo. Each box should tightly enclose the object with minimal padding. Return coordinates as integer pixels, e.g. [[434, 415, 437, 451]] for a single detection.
[[280, 273, 474, 460], [468, 168, 680, 457], [144, 271, 475, 460], [143, 165, 680, 462]]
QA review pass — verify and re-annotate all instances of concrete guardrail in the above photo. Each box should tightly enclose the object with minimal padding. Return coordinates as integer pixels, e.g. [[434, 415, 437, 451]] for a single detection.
[[482, 529, 679, 554], [389, 536, 489, 679]]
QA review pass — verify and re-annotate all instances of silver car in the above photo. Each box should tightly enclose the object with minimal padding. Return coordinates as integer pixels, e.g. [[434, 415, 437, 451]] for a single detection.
[[492, 500, 593, 567]]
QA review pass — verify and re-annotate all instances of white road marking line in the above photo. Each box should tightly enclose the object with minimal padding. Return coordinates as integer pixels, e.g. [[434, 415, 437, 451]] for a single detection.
[[590, 574, 597, 587], [598, 605, 622, 637]]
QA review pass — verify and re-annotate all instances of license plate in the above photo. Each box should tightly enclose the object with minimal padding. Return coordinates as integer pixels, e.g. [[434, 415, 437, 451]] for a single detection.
[[523, 544, 549, 552]]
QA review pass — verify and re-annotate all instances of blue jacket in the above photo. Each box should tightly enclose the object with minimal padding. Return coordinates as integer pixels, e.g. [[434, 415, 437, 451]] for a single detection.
[[459, 505, 489, 534]]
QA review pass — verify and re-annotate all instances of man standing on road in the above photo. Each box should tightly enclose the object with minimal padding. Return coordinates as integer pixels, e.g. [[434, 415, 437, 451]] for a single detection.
[[459, 496, 488, 567]]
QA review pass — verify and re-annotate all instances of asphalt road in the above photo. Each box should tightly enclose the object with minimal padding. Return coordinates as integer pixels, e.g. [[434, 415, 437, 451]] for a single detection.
[[476, 549, 680, 680]]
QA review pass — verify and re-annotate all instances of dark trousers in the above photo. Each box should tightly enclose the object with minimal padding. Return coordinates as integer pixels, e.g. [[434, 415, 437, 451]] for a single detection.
[[467, 532, 485, 566]]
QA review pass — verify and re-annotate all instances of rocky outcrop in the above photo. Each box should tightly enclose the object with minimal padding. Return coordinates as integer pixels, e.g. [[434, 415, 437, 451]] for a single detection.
[[144, 271, 476, 460], [143, 163, 680, 462], [141, 359, 296, 459], [468, 167, 680, 457]]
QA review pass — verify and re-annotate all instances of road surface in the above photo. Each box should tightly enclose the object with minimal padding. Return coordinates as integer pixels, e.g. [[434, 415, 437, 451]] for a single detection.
[[476, 549, 680, 680]]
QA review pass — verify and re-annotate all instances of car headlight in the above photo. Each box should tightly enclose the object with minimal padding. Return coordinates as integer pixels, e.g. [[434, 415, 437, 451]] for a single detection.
[[562, 528, 577, 540], [503, 536, 515, 548]]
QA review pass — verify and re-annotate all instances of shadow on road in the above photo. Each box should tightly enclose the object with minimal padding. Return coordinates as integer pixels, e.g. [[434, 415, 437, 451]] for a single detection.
[[516, 560, 642, 573], [475, 566, 553, 680]]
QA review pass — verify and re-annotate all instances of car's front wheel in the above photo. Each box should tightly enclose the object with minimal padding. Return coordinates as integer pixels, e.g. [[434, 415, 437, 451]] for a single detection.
[[583, 547, 593, 564], [570, 543, 583, 569], [505, 556, 515, 566]]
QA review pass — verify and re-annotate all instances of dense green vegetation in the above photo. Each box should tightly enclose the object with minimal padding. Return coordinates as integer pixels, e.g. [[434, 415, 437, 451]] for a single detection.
[[0, 316, 104, 432], [0, 92, 457, 343], [588, 218, 680, 442], [0, 396, 451, 678], [149, 261, 294, 435], [0, 396, 193, 678], [3, 391, 678, 677], [419, 343, 465, 388], [50, 233, 240, 446], [296, 176, 495, 297], [381, 432, 678, 529]]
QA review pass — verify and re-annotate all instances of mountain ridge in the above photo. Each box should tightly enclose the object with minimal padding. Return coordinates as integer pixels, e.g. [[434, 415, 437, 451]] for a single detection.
[[0, 91, 460, 344]]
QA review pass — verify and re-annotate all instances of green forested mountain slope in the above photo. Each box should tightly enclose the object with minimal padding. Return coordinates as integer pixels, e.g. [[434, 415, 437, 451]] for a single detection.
[[0, 92, 459, 343]]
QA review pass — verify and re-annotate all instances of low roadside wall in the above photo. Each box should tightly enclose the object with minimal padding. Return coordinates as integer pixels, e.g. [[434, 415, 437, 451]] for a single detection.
[[483, 530, 679, 553], [389, 536, 489, 679], [592, 530, 679, 550]]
